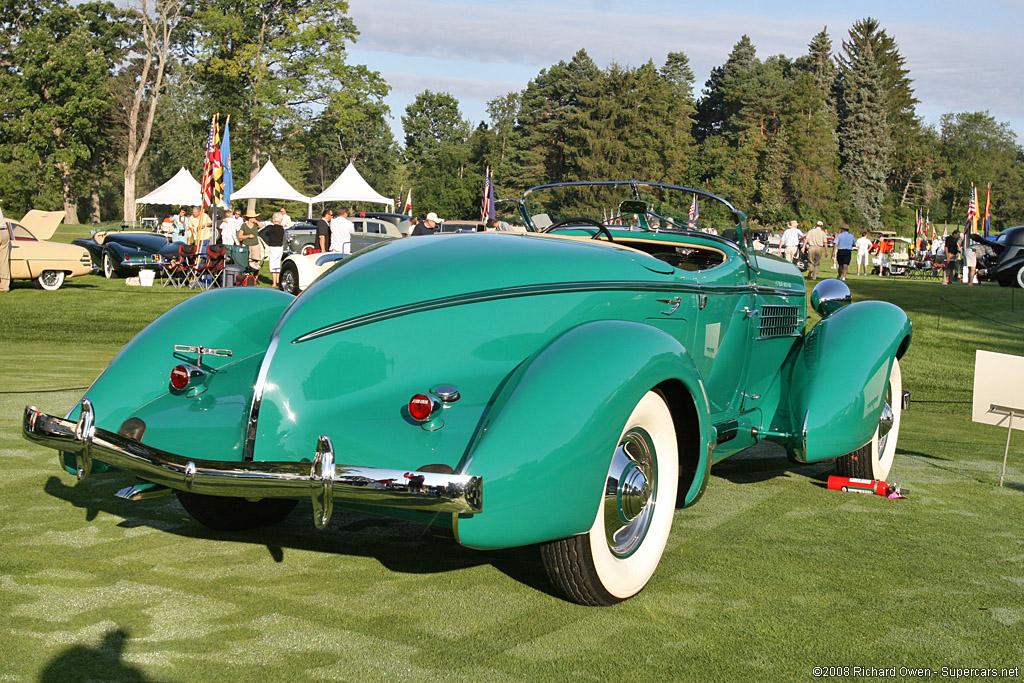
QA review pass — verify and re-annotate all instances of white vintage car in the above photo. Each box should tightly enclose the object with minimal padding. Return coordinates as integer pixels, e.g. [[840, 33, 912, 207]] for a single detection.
[[279, 216, 405, 294]]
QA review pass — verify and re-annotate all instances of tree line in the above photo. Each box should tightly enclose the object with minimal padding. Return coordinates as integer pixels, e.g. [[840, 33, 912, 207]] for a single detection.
[[2, 1, 1021, 233]]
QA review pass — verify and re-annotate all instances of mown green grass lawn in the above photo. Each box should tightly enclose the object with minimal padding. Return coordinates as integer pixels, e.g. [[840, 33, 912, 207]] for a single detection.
[[1, 232, 1022, 680]]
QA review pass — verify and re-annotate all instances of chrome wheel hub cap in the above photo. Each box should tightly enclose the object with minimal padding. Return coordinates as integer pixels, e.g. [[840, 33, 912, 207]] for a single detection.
[[604, 428, 657, 557], [878, 383, 894, 453]]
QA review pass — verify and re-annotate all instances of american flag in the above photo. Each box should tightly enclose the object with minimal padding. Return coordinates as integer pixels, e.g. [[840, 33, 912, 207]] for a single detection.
[[965, 184, 978, 233], [403, 188, 413, 216], [687, 193, 699, 224], [200, 114, 223, 208], [480, 168, 495, 222]]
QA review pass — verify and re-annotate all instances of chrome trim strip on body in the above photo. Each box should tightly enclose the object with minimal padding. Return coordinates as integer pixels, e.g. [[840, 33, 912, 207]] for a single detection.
[[294, 280, 806, 343], [243, 334, 280, 461], [23, 405, 483, 518]]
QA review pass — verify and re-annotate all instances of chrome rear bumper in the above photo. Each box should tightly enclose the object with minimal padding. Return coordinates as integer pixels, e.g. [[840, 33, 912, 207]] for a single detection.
[[23, 402, 482, 528]]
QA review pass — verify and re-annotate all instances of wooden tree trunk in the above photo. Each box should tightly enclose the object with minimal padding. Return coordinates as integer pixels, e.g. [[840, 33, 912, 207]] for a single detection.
[[123, 166, 137, 224], [247, 147, 260, 215], [58, 163, 80, 224], [90, 183, 102, 224]]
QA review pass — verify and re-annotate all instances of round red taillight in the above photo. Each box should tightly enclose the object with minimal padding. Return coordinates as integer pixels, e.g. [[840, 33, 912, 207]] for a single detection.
[[170, 364, 190, 390], [408, 393, 434, 421]]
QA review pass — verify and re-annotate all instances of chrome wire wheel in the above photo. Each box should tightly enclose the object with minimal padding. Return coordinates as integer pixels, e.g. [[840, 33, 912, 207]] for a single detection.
[[604, 428, 657, 558]]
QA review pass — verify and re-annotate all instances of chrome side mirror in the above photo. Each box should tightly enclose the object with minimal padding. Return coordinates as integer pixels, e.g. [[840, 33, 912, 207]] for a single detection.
[[810, 279, 851, 318]]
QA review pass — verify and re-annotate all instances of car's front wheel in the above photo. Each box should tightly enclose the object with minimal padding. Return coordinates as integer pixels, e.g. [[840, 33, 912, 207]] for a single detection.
[[836, 358, 903, 480], [36, 270, 66, 290], [280, 261, 299, 295], [176, 491, 298, 531], [102, 252, 116, 279], [541, 390, 678, 605]]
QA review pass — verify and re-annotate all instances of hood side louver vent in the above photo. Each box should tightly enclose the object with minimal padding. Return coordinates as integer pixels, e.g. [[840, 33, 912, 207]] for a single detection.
[[758, 305, 802, 339]]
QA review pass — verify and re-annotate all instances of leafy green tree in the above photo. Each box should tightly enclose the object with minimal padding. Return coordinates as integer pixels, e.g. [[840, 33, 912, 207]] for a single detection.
[[837, 28, 891, 229], [188, 0, 388, 211], [402, 90, 476, 217], [695, 35, 758, 141], [508, 49, 602, 190], [661, 51, 695, 107], [938, 111, 1021, 228], [782, 71, 841, 224], [0, 0, 121, 221]]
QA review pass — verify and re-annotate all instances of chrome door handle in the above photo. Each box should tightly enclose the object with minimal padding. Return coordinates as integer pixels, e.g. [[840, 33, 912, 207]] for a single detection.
[[656, 297, 682, 315]]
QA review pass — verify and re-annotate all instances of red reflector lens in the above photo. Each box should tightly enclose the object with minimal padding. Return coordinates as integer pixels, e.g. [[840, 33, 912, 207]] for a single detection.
[[408, 394, 434, 421], [170, 365, 190, 390]]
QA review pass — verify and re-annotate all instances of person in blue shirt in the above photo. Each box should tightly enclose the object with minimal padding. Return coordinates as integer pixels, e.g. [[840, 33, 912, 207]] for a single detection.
[[834, 226, 856, 281]]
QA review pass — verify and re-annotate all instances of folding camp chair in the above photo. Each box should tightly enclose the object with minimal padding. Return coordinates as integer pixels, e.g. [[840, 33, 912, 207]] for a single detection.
[[162, 244, 197, 288], [193, 245, 227, 290]]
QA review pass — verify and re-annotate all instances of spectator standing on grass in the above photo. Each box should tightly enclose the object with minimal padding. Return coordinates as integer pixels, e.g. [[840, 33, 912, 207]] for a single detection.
[[943, 230, 961, 285], [187, 207, 212, 250], [218, 214, 235, 246], [965, 242, 978, 285], [329, 206, 353, 253], [834, 226, 855, 281], [172, 208, 188, 242], [780, 220, 804, 264], [855, 230, 873, 276], [265, 212, 285, 288], [238, 211, 261, 271], [277, 207, 294, 229], [316, 208, 333, 252], [804, 220, 828, 280]]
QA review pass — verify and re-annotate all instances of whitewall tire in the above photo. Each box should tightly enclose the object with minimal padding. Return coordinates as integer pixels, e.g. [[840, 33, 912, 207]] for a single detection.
[[541, 390, 678, 605], [837, 358, 903, 480]]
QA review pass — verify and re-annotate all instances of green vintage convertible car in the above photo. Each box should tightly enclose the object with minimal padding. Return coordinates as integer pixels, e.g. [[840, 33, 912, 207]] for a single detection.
[[23, 180, 911, 605]]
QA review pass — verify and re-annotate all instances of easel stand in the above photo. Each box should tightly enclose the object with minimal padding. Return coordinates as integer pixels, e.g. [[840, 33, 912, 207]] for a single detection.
[[990, 404, 1022, 487]]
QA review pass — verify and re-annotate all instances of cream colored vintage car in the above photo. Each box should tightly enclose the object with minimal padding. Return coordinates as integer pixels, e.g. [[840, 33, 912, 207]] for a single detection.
[[4, 210, 93, 290]]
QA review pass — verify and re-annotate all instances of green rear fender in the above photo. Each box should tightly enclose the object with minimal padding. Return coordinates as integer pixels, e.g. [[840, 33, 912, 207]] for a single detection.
[[61, 288, 293, 473], [786, 300, 912, 461], [454, 320, 713, 550]]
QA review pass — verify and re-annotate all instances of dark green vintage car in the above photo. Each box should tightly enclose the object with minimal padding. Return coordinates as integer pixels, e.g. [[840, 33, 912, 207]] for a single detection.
[[23, 180, 911, 605]]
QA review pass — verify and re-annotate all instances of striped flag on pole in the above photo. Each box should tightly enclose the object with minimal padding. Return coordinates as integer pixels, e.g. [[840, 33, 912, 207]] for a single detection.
[[200, 114, 223, 208], [687, 193, 699, 226], [983, 183, 992, 236], [965, 183, 978, 234]]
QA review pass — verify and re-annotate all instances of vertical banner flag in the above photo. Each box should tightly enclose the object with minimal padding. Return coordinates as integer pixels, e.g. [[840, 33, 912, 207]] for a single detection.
[[486, 170, 495, 221], [927, 211, 933, 240], [688, 193, 699, 225], [984, 183, 992, 236], [403, 188, 413, 216], [480, 168, 494, 222], [220, 116, 233, 208], [200, 114, 223, 208]]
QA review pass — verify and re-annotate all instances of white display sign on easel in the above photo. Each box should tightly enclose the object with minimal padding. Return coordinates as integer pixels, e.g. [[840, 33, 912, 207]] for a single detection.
[[972, 350, 1024, 486]]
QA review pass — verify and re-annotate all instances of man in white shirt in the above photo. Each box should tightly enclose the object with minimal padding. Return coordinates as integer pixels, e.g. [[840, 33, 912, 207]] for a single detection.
[[855, 230, 873, 275], [329, 207, 354, 253], [779, 220, 804, 264], [278, 207, 294, 229]]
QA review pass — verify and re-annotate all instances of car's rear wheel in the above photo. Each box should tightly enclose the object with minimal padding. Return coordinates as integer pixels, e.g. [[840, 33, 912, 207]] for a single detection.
[[836, 358, 903, 481], [541, 390, 678, 605], [176, 491, 298, 531], [1016, 265, 1024, 288], [280, 261, 299, 295], [36, 270, 65, 290]]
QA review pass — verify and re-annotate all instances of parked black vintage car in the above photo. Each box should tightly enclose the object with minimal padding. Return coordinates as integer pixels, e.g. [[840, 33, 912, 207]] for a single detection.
[[74, 229, 174, 278], [971, 226, 1024, 287]]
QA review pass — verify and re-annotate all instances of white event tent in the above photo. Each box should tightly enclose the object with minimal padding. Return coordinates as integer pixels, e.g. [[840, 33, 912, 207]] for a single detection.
[[136, 167, 202, 206], [311, 162, 394, 209], [230, 159, 312, 217]]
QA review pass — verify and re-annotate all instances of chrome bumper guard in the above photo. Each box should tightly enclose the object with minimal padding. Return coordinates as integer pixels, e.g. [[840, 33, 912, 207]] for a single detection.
[[23, 402, 482, 529]]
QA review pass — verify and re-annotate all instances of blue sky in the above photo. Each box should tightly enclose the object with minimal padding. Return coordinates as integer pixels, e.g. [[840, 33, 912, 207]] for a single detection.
[[346, 0, 1024, 144]]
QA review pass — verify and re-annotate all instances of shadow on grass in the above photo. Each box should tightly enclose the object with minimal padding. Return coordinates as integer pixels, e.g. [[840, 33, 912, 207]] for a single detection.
[[39, 628, 150, 682], [42, 475, 560, 601]]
